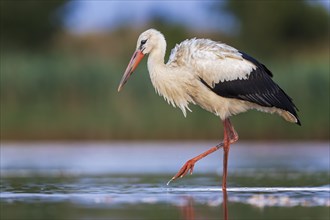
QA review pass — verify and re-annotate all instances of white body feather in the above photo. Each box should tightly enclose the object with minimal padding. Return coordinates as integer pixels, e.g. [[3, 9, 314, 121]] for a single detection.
[[142, 29, 295, 122]]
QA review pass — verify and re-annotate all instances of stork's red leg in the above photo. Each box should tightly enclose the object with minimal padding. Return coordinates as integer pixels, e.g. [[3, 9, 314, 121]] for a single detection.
[[167, 142, 224, 185], [222, 119, 238, 190], [167, 118, 238, 187]]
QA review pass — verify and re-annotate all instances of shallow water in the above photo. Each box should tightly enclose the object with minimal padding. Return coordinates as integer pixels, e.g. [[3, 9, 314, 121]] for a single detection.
[[1, 142, 329, 220]]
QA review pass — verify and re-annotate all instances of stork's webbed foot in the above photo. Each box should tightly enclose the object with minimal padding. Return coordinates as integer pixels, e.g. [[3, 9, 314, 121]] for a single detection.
[[167, 159, 196, 185]]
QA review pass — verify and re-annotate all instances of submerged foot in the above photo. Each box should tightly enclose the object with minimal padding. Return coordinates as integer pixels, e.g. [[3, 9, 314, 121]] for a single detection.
[[167, 159, 196, 185]]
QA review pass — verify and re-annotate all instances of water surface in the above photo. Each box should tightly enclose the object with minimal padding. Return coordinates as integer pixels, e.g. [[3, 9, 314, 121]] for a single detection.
[[1, 142, 329, 220]]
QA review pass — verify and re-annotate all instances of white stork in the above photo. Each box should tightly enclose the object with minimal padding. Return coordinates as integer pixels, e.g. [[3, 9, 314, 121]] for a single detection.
[[118, 29, 300, 189]]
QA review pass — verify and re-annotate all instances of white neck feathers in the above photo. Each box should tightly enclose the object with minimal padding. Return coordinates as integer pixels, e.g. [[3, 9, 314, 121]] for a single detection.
[[146, 35, 193, 117]]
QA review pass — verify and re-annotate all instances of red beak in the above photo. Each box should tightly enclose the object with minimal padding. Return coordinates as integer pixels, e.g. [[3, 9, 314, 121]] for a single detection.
[[118, 50, 145, 92]]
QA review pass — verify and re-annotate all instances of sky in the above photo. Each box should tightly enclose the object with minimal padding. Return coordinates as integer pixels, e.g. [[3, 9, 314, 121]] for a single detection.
[[62, 1, 237, 34], [61, 1, 329, 35]]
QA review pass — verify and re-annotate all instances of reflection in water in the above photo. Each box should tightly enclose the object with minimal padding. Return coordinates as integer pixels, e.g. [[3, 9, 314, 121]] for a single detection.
[[1, 181, 329, 220], [180, 189, 229, 220], [223, 189, 228, 220], [175, 186, 330, 220], [179, 197, 195, 220]]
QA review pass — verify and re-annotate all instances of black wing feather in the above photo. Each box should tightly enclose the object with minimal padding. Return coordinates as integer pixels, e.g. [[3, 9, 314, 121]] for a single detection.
[[200, 51, 300, 125]]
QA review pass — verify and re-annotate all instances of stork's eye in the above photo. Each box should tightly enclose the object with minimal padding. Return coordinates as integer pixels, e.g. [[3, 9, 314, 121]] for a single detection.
[[141, 39, 147, 45]]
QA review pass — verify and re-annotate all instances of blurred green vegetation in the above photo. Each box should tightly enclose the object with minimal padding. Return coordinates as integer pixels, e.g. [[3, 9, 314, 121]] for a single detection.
[[1, 0, 67, 49], [0, 1, 329, 140], [222, 0, 329, 57], [1, 49, 328, 140]]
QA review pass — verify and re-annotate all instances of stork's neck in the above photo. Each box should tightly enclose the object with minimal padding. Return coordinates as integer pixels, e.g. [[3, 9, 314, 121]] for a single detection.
[[147, 37, 167, 78], [146, 36, 192, 117], [147, 37, 173, 104]]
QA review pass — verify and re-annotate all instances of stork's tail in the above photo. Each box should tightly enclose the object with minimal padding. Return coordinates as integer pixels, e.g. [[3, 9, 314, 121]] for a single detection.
[[278, 109, 301, 126]]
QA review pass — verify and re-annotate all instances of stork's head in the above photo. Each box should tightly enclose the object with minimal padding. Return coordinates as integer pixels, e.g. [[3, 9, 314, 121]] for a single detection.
[[118, 29, 165, 92]]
